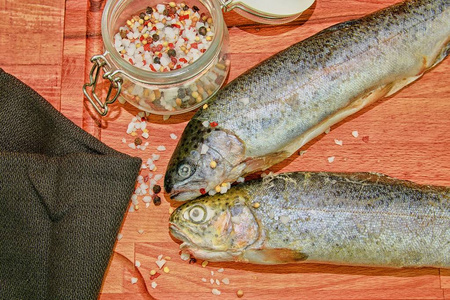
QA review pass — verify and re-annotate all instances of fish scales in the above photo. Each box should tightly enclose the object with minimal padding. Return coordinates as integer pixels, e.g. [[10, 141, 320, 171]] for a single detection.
[[165, 0, 450, 201], [169, 172, 450, 267]]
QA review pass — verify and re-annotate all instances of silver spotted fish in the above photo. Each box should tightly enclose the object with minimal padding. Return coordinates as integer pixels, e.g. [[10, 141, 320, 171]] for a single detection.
[[164, 0, 450, 201], [169, 172, 450, 267]]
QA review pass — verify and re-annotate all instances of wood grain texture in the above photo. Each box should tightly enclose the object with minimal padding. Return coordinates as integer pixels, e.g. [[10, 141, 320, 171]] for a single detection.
[[1, 0, 449, 299]]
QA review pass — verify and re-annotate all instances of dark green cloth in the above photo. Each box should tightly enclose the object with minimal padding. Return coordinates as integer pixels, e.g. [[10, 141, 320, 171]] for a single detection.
[[0, 69, 142, 299]]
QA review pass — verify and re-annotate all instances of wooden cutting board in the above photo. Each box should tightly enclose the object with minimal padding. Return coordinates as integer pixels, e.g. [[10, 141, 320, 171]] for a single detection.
[[2, 0, 449, 299]]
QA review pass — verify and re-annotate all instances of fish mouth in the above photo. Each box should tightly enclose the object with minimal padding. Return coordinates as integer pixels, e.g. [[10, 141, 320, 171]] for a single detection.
[[170, 190, 203, 201], [169, 223, 194, 246]]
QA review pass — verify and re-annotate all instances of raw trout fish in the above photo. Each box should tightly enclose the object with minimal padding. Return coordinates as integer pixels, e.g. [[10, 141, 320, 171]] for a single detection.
[[164, 0, 450, 201], [169, 172, 450, 268]]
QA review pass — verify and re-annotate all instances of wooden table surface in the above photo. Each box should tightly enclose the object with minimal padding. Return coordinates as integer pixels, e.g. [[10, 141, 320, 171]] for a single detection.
[[2, 0, 449, 299]]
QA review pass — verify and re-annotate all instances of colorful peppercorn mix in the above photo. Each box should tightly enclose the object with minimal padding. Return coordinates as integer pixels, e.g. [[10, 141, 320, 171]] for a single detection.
[[114, 2, 215, 72]]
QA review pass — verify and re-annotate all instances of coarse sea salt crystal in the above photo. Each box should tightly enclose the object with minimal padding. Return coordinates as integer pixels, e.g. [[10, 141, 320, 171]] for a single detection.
[[152, 154, 160, 161], [135, 260, 141, 267], [222, 278, 230, 285], [334, 139, 343, 146], [239, 97, 250, 105], [328, 156, 335, 163], [157, 145, 166, 151], [117, 233, 123, 241], [201, 144, 209, 155], [151, 282, 157, 289], [325, 127, 331, 134], [122, 138, 127, 143], [218, 268, 224, 273], [212, 289, 221, 296], [138, 229, 144, 234], [143, 196, 152, 203], [280, 215, 290, 224], [131, 277, 138, 284], [215, 279, 220, 285], [237, 177, 245, 183], [180, 251, 190, 261], [128, 143, 136, 149], [156, 258, 167, 269], [154, 174, 163, 181], [352, 130, 359, 138], [202, 278, 207, 283], [170, 133, 177, 140], [210, 278, 214, 284], [202, 121, 210, 128]]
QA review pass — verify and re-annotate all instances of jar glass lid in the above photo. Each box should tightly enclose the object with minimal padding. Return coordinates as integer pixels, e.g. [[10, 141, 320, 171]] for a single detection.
[[221, 0, 315, 24]]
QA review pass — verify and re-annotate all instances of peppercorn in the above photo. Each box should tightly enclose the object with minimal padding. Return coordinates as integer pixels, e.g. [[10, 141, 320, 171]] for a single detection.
[[168, 7, 177, 16], [153, 56, 161, 64], [198, 26, 207, 36], [153, 195, 161, 206], [193, 5, 200, 12], [152, 33, 160, 42], [134, 137, 143, 145], [167, 49, 176, 57], [153, 184, 162, 194], [146, 6, 153, 14], [139, 12, 146, 19], [177, 88, 186, 98], [189, 257, 197, 264], [120, 30, 127, 39]]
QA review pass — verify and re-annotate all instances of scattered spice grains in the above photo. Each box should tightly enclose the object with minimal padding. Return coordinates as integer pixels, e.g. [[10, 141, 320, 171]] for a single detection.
[[328, 156, 335, 163], [114, 2, 215, 72], [237, 289, 244, 298], [352, 130, 359, 138]]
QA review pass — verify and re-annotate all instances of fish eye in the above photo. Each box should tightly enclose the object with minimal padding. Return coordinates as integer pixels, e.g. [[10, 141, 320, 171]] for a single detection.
[[186, 205, 207, 223], [177, 163, 194, 178]]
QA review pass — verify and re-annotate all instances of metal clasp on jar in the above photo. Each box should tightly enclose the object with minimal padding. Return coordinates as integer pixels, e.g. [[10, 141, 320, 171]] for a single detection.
[[83, 54, 123, 116]]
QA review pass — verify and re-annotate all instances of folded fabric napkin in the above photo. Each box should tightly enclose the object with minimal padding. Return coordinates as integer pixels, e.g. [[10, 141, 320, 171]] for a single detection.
[[0, 69, 142, 299]]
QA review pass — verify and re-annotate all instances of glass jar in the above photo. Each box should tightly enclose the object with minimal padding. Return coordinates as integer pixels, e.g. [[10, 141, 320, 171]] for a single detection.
[[84, 0, 314, 116]]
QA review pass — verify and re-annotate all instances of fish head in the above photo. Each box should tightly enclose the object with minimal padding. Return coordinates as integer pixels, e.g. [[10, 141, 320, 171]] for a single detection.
[[169, 190, 261, 261], [164, 119, 246, 201]]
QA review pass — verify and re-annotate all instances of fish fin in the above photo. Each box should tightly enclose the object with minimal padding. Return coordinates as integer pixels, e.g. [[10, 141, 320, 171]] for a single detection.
[[385, 74, 423, 97], [282, 83, 394, 155], [242, 152, 289, 175], [240, 248, 308, 265]]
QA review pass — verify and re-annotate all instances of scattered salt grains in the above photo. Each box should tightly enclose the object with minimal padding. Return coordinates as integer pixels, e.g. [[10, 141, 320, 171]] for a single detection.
[[151, 282, 158, 289], [328, 156, 335, 163], [154, 174, 163, 181], [200, 144, 209, 155], [180, 252, 191, 261], [210, 278, 214, 284], [163, 115, 171, 121], [138, 229, 145, 234], [152, 154, 160, 161], [202, 278, 207, 283], [170, 133, 177, 140], [143, 196, 152, 203], [217, 268, 224, 273], [211, 271, 215, 276], [212, 289, 221, 296], [135, 260, 141, 267], [156, 258, 167, 269], [131, 277, 138, 284], [117, 233, 123, 241], [236, 177, 245, 183], [221, 278, 230, 285], [157, 145, 166, 151], [122, 138, 127, 143], [215, 279, 220, 285], [325, 127, 331, 134], [352, 130, 359, 138], [239, 97, 250, 105], [128, 143, 137, 149], [299, 150, 307, 156], [334, 139, 343, 146], [280, 215, 290, 224]]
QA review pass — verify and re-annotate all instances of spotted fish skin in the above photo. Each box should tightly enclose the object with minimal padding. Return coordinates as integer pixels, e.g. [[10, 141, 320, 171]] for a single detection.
[[165, 0, 450, 201], [169, 172, 450, 267]]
